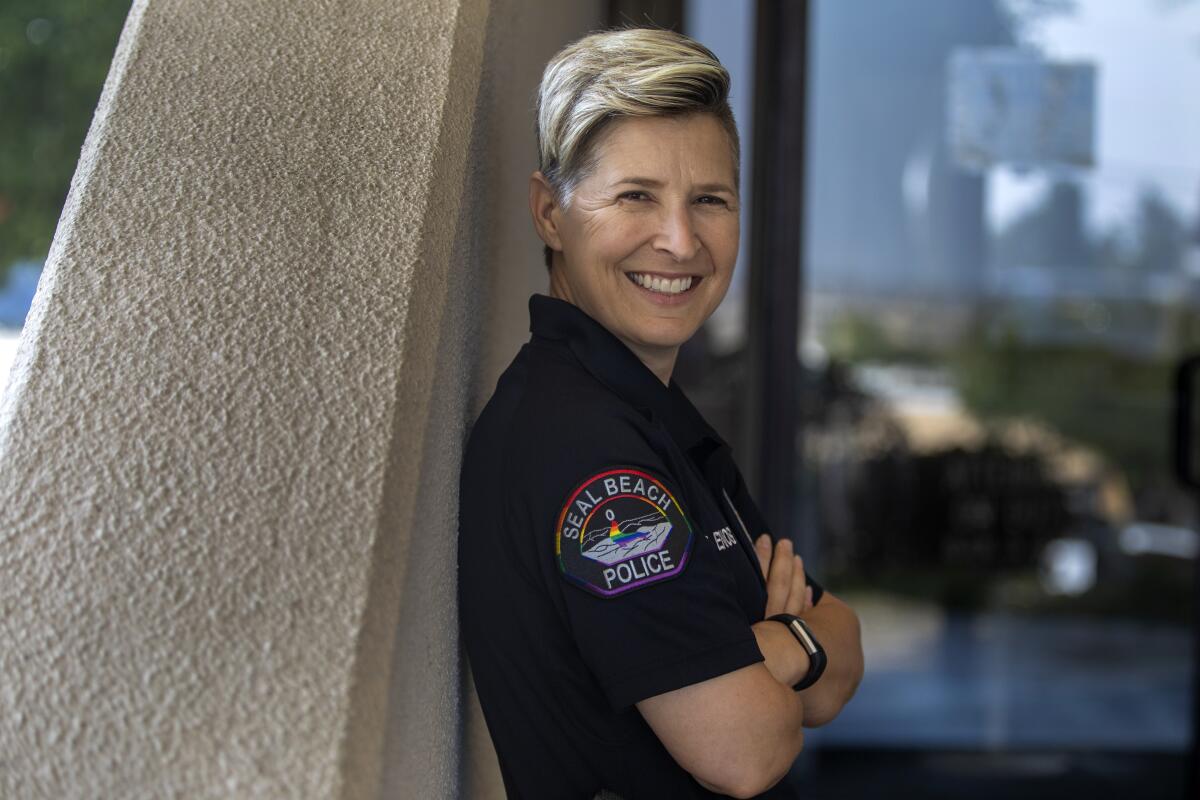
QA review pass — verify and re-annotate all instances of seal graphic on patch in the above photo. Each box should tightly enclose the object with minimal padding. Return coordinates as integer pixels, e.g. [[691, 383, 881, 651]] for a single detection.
[[555, 467, 693, 597]]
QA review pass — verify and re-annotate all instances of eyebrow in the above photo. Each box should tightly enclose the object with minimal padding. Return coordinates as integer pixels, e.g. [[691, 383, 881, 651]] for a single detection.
[[609, 177, 737, 194]]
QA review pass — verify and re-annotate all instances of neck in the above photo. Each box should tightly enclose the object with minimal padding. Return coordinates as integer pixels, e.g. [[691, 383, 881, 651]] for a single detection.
[[625, 342, 676, 387], [547, 271, 677, 387]]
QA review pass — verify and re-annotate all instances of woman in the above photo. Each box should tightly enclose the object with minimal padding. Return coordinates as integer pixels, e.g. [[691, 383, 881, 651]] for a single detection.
[[458, 27, 863, 799]]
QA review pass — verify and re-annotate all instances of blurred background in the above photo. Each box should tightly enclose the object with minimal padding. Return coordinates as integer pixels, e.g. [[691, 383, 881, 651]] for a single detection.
[[0, 0, 128, 374], [675, 1, 1199, 797], [3, 0, 1196, 798]]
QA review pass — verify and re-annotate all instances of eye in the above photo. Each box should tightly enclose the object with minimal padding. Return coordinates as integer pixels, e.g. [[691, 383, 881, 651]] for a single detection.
[[619, 190, 649, 201], [696, 195, 728, 206]]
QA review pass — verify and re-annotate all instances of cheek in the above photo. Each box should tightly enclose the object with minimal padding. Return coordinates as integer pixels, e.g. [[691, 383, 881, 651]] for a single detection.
[[580, 214, 653, 261], [700, 218, 740, 271]]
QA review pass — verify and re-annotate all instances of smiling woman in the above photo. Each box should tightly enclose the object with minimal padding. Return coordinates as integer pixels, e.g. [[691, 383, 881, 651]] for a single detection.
[[531, 112, 740, 383], [458, 26, 863, 800]]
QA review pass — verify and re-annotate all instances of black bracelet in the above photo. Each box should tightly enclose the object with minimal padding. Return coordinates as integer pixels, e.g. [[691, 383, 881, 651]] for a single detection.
[[766, 613, 828, 691]]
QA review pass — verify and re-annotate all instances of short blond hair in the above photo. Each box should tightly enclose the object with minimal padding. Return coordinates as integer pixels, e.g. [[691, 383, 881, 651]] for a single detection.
[[535, 28, 739, 267]]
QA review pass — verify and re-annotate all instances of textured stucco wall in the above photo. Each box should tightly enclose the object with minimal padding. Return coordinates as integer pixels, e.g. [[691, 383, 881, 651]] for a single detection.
[[0, 0, 488, 796]]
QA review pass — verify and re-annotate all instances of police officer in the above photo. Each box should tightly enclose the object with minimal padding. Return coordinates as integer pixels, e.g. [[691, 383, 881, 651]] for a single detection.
[[458, 28, 864, 799]]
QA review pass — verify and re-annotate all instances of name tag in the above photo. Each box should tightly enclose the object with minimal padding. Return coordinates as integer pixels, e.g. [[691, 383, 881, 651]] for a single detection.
[[712, 526, 737, 551]]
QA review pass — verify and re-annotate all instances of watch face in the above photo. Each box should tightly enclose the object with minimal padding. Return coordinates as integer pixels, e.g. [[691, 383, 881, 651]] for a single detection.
[[789, 620, 818, 654]]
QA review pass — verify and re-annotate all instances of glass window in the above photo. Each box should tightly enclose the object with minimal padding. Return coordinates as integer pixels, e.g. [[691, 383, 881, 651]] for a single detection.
[[802, 0, 1195, 785], [684, 0, 1196, 794]]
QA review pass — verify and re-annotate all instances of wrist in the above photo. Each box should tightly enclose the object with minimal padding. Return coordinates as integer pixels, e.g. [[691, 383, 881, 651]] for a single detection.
[[765, 613, 828, 691], [752, 620, 811, 688]]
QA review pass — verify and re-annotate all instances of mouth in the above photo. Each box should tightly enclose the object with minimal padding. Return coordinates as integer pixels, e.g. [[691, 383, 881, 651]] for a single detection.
[[624, 271, 703, 297]]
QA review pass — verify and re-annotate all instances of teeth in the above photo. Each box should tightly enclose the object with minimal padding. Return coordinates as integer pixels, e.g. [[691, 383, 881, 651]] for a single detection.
[[629, 273, 694, 295]]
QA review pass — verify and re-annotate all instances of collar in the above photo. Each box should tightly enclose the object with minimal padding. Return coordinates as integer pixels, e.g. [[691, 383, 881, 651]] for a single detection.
[[528, 293, 726, 456]]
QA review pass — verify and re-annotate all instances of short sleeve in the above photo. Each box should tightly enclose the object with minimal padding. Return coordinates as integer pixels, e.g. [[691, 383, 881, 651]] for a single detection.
[[551, 462, 764, 710]]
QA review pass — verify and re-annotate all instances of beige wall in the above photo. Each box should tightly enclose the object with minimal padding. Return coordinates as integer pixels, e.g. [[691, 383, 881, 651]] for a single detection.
[[0, 0, 598, 797], [456, 1, 606, 797], [474, 4, 605, 402]]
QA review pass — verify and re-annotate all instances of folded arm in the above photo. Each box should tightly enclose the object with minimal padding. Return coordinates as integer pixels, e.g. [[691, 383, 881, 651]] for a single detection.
[[635, 539, 863, 796], [753, 535, 864, 726], [636, 662, 805, 798], [752, 589, 863, 726]]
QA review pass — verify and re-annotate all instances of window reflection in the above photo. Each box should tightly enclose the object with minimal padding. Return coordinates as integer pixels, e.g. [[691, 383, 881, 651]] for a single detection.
[[682, 0, 1198, 774], [800, 0, 1197, 755]]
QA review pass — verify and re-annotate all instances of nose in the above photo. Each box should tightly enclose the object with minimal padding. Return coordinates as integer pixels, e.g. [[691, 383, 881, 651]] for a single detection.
[[652, 203, 700, 262]]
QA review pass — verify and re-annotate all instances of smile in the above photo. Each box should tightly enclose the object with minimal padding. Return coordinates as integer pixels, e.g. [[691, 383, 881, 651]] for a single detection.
[[625, 272, 700, 296]]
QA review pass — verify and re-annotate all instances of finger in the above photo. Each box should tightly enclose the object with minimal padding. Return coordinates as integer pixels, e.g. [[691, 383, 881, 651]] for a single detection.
[[805, 585, 814, 613], [755, 534, 771, 578], [794, 554, 809, 613], [765, 539, 794, 617], [785, 554, 807, 615]]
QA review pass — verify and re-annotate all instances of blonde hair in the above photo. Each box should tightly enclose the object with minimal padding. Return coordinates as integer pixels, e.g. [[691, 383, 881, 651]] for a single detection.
[[535, 28, 739, 267]]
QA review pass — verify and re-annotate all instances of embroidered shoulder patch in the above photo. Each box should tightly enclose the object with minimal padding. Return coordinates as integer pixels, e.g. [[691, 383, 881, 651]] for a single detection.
[[555, 467, 693, 598]]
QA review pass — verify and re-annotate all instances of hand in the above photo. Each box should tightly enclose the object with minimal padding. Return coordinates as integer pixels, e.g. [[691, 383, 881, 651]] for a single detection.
[[754, 534, 813, 618]]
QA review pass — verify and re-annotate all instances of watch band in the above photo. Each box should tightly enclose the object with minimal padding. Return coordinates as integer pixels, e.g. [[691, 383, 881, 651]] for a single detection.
[[766, 613, 828, 691]]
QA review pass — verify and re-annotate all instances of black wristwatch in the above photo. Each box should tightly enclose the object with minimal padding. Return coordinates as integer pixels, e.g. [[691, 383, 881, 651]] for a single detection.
[[767, 613, 827, 691]]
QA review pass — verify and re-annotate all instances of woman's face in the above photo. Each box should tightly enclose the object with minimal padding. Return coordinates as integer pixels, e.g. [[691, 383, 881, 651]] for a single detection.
[[538, 113, 740, 367]]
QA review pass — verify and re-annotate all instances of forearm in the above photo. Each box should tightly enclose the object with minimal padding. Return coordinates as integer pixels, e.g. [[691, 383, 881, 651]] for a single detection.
[[725, 677, 807, 795], [795, 596, 863, 726], [752, 596, 864, 727], [638, 663, 806, 797], [751, 619, 810, 688], [694, 682, 805, 797]]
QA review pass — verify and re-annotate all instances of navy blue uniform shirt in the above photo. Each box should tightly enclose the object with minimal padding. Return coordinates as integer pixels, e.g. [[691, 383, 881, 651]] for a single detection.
[[458, 294, 823, 799]]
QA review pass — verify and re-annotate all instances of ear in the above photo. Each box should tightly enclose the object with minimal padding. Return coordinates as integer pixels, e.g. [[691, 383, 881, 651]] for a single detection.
[[529, 171, 564, 254]]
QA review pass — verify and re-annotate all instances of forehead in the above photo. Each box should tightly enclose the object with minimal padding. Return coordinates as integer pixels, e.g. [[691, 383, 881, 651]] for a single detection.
[[586, 114, 738, 186]]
